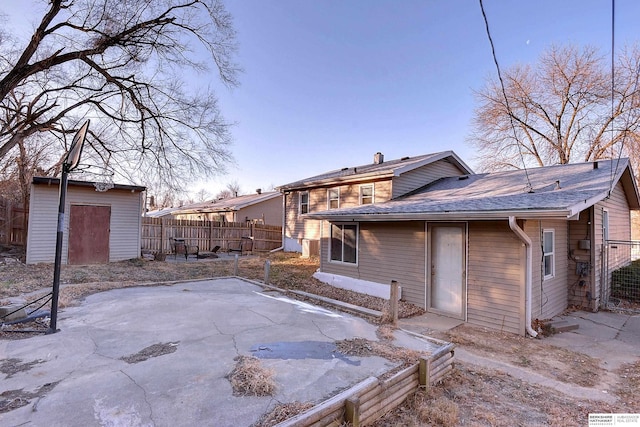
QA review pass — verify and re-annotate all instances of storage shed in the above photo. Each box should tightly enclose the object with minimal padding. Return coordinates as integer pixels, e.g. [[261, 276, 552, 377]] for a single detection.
[[26, 177, 146, 265]]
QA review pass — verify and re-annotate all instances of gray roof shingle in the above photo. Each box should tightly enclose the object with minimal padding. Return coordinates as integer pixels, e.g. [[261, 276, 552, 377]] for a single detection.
[[306, 159, 638, 220]]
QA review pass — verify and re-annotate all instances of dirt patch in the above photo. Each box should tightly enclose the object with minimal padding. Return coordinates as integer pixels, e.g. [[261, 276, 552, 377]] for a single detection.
[[615, 361, 640, 409], [0, 317, 49, 340], [0, 382, 59, 414], [0, 358, 44, 378], [120, 342, 179, 364], [227, 355, 277, 397], [439, 323, 602, 388]]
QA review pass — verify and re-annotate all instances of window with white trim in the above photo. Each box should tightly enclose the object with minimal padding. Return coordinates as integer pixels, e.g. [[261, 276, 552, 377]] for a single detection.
[[328, 188, 340, 209], [360, 185, 374, 205], [543, 229, 555, 279], [330, 223, 357, 264], [603, 209, 609, 241], [299, 192, 309, 214]]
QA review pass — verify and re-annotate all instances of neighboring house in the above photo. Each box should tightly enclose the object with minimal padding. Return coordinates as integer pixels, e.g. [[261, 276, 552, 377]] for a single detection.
[[171, 190, 283, 226], [302, 157, 639, 336], [145, 206, 182, 218], [27, 177, 146, 265], [276, 151, 473, 256]]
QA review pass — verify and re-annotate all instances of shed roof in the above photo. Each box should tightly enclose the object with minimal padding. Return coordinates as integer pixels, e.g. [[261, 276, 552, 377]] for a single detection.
[[306, 159, 640, 221], [172, 191, 281, 215], [32, 176, 146, 192], [276, 150, 473, 191]]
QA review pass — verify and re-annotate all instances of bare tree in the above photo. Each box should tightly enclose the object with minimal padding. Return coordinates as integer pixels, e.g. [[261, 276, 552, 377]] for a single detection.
[[470, 45, 640, 173], [215, 179, 240, 199], [0, 0, 239, 193]]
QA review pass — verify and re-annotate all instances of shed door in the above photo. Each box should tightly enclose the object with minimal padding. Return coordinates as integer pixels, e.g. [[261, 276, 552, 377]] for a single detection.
[[68, 205, 110, 264], [429, 223, 466, 319]]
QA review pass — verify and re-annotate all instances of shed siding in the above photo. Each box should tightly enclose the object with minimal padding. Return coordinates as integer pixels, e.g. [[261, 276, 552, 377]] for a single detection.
[[320, 221, 426, 307], [392, 159, 464, 198], [27, 185, 142, 264], [467, 221, 523, 335]]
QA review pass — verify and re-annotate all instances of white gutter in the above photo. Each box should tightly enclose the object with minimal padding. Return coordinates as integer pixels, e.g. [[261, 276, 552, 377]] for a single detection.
[[508, 216, 538, 338]]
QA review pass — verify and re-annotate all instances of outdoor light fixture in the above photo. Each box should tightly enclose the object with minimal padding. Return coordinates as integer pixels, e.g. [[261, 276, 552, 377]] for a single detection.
[[48, 120, 90, 334]]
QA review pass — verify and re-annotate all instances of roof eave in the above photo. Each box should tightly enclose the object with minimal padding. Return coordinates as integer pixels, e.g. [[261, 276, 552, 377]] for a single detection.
[[304, 209, 573, 222]]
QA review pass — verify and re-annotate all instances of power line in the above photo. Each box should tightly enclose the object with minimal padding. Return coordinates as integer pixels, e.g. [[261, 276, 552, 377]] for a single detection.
[[478, 0, 533, 192]]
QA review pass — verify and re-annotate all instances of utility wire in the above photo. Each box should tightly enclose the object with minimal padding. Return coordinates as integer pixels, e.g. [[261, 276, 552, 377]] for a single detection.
[[479, 0, 533, 192]]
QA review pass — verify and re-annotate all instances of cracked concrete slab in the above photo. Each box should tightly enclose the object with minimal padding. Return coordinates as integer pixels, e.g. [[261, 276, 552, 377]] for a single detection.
[[0, 278, 433, 426]]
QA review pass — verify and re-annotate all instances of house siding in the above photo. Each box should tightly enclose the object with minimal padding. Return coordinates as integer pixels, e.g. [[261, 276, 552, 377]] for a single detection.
[[596, 181, 632, 308], [285, 180, 392, 252], [526, 219, 568, 320], [392, 159, 465, 198], [467, 221, 524, 335], [320, 221, 426, 307], [567, 210, 593, 308], [27, 184, 143, 264]]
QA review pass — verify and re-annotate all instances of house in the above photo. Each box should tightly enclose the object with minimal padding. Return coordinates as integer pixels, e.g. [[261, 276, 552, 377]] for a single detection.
[[276, 151, 473, 256], [170, 190, 283, 226], [26, 177, 146, 265], [284, 153, 640, 336]]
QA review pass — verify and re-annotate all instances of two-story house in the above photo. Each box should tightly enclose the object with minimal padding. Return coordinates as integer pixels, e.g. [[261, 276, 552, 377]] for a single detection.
[[276, 151, 473, 256]]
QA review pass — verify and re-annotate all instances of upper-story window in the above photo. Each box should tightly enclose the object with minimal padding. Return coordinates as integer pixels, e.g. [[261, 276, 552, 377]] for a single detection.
[[360, 184, 374, 205], [603, 209, 609, 241], [299, 192, 309, 214], [328, 188, 340, 209]]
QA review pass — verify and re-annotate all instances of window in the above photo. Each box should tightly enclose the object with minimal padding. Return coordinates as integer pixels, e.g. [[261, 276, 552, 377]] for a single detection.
[[328, 188, 340, 209], [330, 223, 357, 264], [543, 229, 555, 279], [299, 192, 309, 214], [603, 209, 609, 241], [360, 185, 374, 205]]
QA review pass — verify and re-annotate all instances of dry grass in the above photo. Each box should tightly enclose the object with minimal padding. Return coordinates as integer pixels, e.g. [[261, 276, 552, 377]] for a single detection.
[[227, 356, 277, 397], [336, 337, 421, 365], [0, 253, 424, 319], [253, 402, 315, 427], [441, 323, 602, 387], [372, 362, 626, 427]]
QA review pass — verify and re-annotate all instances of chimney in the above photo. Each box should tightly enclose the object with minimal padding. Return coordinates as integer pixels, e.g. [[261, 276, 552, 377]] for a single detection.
[[256, 188, 262, 194], [593, 161, 599, 169], [374, 152, 384, 164]]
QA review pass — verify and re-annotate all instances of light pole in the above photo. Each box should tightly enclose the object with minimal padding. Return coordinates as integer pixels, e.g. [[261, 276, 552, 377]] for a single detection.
[[47, 120, 89, 334]]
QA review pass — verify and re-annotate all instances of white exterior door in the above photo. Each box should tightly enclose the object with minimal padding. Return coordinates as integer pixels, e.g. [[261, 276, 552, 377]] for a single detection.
[[428, 223, 466, 319]]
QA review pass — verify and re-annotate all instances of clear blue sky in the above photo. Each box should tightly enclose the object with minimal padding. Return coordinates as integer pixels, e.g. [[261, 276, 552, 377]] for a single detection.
[[3, 1, 640, 198], [205, 0, 640, 197]]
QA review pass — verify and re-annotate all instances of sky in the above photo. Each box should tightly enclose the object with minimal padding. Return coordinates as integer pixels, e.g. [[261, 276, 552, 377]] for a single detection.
[[203, 0, 640, 197], [3, 1, 640, 199]]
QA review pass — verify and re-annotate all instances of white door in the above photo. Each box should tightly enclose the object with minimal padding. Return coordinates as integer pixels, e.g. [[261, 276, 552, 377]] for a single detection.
[[429, 224, 466, 319]]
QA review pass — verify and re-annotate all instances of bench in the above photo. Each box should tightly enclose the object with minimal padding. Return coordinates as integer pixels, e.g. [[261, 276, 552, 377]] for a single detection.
[[170, 237, 199, 260]]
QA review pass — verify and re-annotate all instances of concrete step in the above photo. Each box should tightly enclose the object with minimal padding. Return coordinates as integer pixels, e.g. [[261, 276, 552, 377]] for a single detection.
[[549, 320, 579, 333]]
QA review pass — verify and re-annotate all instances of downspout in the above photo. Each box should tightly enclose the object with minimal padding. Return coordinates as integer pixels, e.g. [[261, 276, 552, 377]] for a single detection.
[[508, 216, 538, 337]]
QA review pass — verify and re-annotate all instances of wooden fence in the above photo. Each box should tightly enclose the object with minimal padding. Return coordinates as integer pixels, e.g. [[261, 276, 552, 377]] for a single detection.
[[276, 342, 455, 427], [141, 217, 282, 254], [0, 199, 27, 246]]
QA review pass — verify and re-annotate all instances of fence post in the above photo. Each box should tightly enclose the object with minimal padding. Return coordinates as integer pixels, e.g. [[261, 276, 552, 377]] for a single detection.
[[344, 396, 360, 427], [419, 356, 430, 390], [264, 259, 271, 284], [234, 254, 239, 276], [160, 219, 165, 254], [390, 280, 399, 327]]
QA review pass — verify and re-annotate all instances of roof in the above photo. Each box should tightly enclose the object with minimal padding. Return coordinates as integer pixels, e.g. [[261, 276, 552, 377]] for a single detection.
[[32, 176, 146, 192], [144, 207, 182, 218], [172, 191, 281, 215], [276, 150, 473, 191], [306, 159, 640, 221]]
